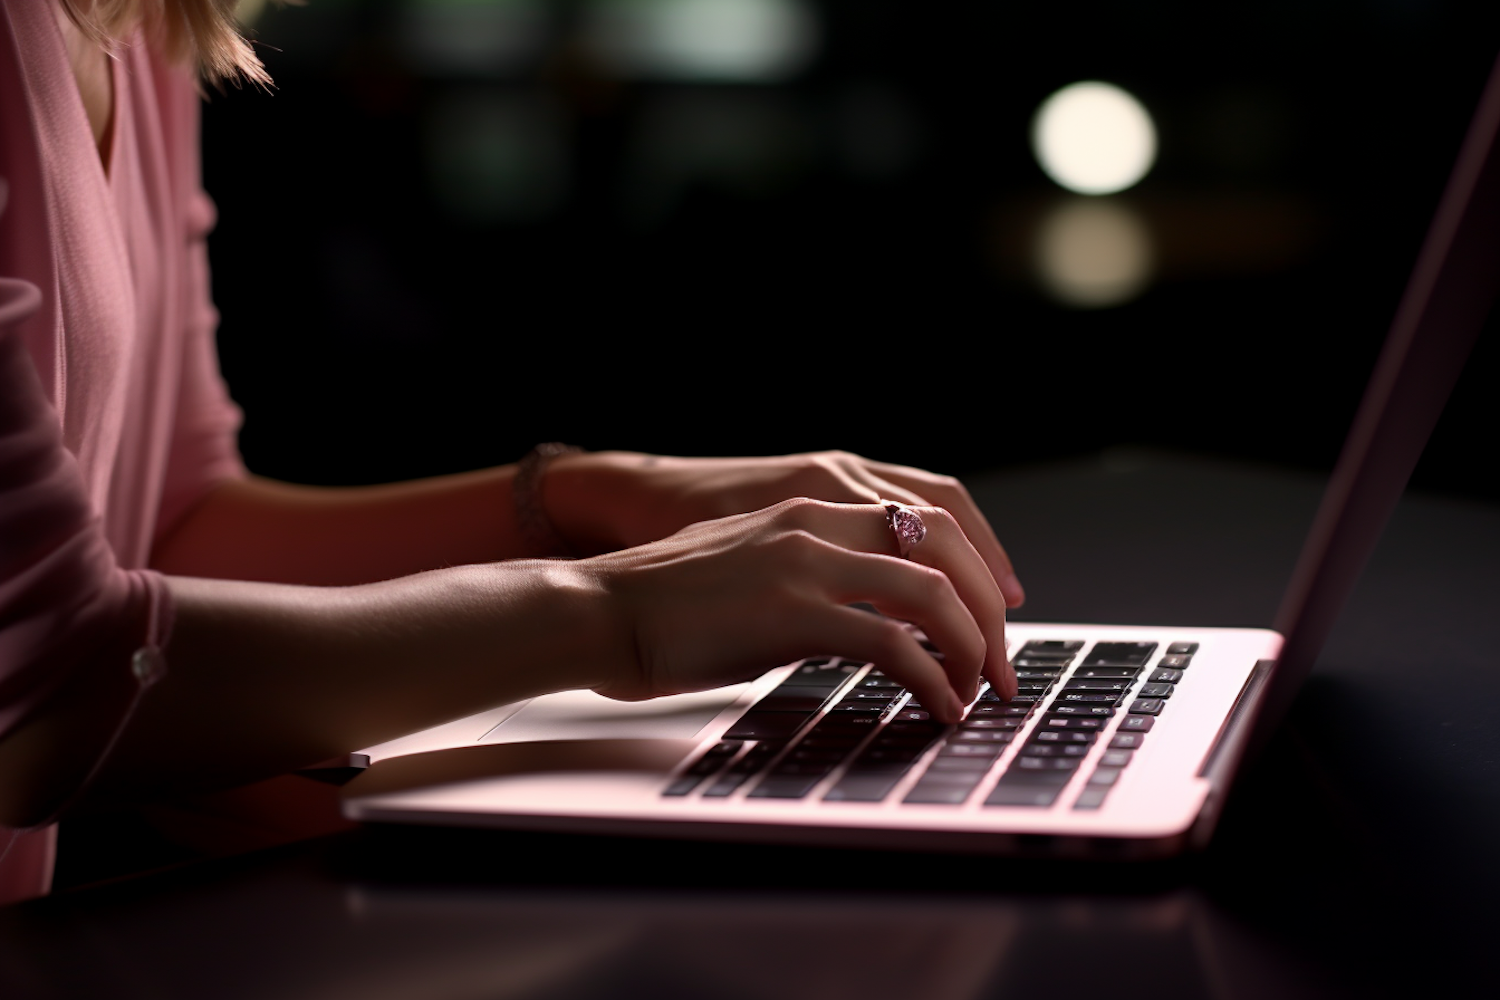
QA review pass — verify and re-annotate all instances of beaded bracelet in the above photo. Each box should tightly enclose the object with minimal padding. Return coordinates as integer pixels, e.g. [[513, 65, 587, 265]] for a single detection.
[[513, 442, 582, 557]]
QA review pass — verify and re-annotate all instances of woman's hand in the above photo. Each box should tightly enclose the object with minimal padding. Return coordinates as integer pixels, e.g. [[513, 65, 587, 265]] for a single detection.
[[547, 451, 1025, 608], [580, 497, 1015, 722]]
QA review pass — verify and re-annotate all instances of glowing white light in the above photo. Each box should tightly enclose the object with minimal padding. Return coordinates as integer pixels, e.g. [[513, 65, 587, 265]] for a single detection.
[[584, 0, 818, 83], [1032, 82, 1156, 195], [1035, 198, 1153, 308]]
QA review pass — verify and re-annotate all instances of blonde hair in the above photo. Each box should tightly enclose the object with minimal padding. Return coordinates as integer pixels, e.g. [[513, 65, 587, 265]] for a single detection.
[[58, 0, 271, 88]]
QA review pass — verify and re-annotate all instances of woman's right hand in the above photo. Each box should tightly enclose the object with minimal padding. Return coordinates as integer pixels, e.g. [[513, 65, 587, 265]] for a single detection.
[[580, 498, 1015, 723]]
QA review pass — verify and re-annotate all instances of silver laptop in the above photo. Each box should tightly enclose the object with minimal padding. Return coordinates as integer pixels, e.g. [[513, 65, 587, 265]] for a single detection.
[[340, 54, 1500, 859]]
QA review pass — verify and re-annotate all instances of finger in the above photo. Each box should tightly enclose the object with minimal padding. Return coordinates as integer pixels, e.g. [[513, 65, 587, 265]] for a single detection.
[[905, 507, 1014, 699], [830, 455, 929, 508], [798, 538, 987, 704], [863, 461, 1025, 608], [793, 600, 967, 723], [776, 501, 1013, 700]]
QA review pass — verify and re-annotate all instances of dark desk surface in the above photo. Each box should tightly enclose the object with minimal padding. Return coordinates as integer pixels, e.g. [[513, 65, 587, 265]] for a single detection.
[[3, 451, 1496, 999]]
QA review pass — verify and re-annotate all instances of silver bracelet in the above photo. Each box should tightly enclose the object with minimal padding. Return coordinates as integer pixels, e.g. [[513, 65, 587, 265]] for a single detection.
[[513, 442, 582, 557]]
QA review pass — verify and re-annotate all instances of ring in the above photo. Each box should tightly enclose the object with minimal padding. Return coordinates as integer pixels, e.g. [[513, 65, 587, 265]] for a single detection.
[[884, 502, 927, 558]]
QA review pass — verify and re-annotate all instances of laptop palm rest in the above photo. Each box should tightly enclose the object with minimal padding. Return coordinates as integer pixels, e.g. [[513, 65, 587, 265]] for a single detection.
[[347, 739, 698, 803], [480, 686, 751, 743]]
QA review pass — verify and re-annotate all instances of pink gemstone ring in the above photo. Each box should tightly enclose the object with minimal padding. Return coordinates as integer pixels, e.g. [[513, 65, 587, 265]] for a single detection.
[[884, 502, 927, 558]]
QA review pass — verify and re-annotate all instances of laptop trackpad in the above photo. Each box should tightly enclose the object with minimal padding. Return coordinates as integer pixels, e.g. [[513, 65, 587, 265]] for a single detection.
[[481, 685, 751, 743]]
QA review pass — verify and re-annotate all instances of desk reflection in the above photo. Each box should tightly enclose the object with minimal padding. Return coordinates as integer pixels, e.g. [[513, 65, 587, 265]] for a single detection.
[[3, 837, 1333, 1000]]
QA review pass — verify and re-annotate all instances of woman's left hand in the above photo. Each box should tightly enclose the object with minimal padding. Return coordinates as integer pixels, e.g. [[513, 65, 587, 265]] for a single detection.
[[545, 450, 1025, 608]]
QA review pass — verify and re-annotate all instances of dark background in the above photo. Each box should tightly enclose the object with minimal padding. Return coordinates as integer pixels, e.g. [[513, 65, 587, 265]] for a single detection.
[[202, 0, 1500, 499]]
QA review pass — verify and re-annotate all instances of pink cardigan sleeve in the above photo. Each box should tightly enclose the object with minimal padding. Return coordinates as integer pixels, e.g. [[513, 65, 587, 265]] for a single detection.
[[0, 275, 172, 897]]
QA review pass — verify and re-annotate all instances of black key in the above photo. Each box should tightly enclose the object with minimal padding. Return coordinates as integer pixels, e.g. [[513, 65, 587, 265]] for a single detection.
[[1018, 743, 1090, 758], [1087, 767, 1123, 787], [890, 709, 937, 723], [950, 730, 1016, 746], [1015, 681, 1055, 694], [1081, 642, 1157, 667], [1054, 692, 1125, 705], [663, 776, 705, 796], [1148, 668, 1184, 684], [810, 716, 881, 735], [1008, 694, 1043, 704], [1166, 642, 1199, 655], [1109, 732, 1145, 749], [1129, 699, 1165, 715], [1040, 715, 1108, 730], [960, 718, 1026, 730], [1013, 657, 1074, 668], [1031, 730, 1095, 745], [1073, 785, 1110, 810], [769, 760, 839, 777], [824, 775, 903, 802], [938, 742, 1004, 758], [904, 782, 981, 805], [757, 692, 832, 714], [702, 773, 752, 796], [1138, 683, 1174, 699], [968, 703, 1032, 718], [928, 754, 996, 771], [1015, 755, 1082, 771], [859, 747, 925, 764], [782, 661, 860, 687], [1118, 715, 1155, 732], [797, 735, 863, 750], [685, 755, 732, 776], [1018, 640, 1083, 655], [1064, 679, 1132, 692], [1014, 669, 1064, 680], [987, 784, 1066, 807], [749, 775, 825, 799], [842, 689, 899, 702], [884, 720, 947, 737], [1157, 654, 1193, 669], [1099, 749, 1134, 768], [785, 748, 848, 764], [831, 701, 887, 713], [724, 712, 812, 740], [1047, 704, 1116, 717], [1072, 667, 1141, 679], [860, 676, 905, 690], [914, 766, 988, 786], [996, 767, 1080, 791]]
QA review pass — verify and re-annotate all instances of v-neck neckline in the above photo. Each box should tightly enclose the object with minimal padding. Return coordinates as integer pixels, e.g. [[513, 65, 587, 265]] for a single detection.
[[53, 5, 119, 183]]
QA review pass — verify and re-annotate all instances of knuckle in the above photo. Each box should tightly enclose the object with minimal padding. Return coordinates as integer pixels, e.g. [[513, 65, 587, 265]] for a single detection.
[[771, 528, 824, 568], [914, 563, 954, 601], [922, 505, 960, 535], [871, 618, 912, 659], [771, 494, 816, 518]]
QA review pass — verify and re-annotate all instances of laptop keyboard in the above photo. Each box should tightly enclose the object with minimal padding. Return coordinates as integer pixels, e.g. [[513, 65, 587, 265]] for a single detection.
[[663, 638, 1199, 809]]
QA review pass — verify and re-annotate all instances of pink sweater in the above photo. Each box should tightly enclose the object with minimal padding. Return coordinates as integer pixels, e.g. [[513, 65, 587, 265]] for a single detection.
[[0, 0, 246, 902]]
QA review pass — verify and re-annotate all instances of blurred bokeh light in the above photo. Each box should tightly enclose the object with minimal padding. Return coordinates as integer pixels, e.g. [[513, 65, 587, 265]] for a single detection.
[[1034, 198, 1153, 308], [204, 1, 1500, 501], [582, 0, 819, 82], [1032, 82, 1157, 195]]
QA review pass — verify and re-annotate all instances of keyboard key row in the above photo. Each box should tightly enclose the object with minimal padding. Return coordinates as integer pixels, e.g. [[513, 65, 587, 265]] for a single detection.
[[666, 638, 1198, 809]]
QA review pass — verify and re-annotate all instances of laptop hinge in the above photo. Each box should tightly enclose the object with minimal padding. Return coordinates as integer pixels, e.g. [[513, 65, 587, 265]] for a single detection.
[[1197, 658, 1276, 781]]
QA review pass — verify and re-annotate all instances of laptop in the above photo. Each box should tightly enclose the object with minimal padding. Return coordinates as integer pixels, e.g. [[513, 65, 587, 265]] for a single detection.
[[339, 54, 1500, 859]]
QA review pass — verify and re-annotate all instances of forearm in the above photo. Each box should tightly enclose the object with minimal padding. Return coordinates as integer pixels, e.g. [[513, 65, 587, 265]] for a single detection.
[[152, 469, 527, 585], [4, 560, 616, 819]]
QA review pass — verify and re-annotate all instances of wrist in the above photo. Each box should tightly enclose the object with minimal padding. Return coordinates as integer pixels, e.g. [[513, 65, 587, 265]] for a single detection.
[[543, 450, 660, 554]]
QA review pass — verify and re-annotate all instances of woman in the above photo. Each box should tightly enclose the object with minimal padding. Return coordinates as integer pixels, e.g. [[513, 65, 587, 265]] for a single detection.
[[0, 0, 1023, 902]]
